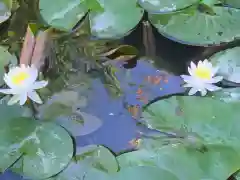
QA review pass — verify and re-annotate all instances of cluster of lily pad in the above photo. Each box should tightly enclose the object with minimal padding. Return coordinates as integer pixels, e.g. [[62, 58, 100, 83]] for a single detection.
[[36, 0, 240, 45]]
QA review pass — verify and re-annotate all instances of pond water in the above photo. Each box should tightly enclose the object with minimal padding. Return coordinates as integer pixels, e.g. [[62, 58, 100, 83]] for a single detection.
[[0, 1, 239, 180]]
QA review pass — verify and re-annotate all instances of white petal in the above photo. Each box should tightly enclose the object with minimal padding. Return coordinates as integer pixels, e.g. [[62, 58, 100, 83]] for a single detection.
[[204, 84, 222, 92], [200, 89, 207, 96], [32, 81, 48, 90], [188, 87, 198, 95], [19, 93, 28, 105], [0, 89, 14, 94], [190, 62, 196, 70], [27, 91, 42, 104], [8, 94, 21, 105], [180, 75, 194, 82], [183, 83, 193, 88], [208, 76, 223, 83], [188, 67, 194, 76]]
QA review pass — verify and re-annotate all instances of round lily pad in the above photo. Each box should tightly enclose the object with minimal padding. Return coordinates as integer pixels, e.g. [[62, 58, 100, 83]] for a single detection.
[[39, 0, 88, 31], [224, 0, 240, 8], [89, 0, 144, 39], [142, 96, 240, 148], [0, 117, 37, 172], [51, 145, 118, 180], [149, 5, 240, 46], [138, 0, 198, 13], [209, 46, 240, 83], [212, 88, 240, 103], [117, 144, 240, 180], [0, 0, 11, 24], [18, 122, 74, 179]]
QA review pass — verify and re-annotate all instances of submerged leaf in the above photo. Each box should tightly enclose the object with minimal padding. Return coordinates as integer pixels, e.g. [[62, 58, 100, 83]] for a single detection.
[[210, 46, 240, 83]]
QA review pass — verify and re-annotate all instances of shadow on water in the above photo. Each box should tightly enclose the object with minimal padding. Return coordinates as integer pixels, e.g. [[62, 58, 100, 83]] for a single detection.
[[1, 5, 240, 180]]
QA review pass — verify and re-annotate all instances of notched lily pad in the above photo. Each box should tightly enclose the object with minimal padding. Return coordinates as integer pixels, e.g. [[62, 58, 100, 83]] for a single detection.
[[89, 0, 144, 39], [149, 5, 240, 46], [138, 0, 198, 13], [210, 46, 240, 83], [0, 117, 37, 172], [39, 0, 88, 31], [14, 122, 74, 179]]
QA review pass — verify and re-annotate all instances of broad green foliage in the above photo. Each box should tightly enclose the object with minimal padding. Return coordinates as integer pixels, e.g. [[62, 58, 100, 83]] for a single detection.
[[224, 0, 240, 8], [212, 88, 240, 103], [117, 143, 240, 179], [149, 5, 240, 46], [0, 117, 36, 172], [15, 122, 74, 179], [111, 166, 179, 180], [89, 0, 144, 39], [0, 0, 11, 24], [138, 0, 198, 13], [0, 46, 17, 85], [142, 96, 240, 148], [210, 47, 240, 83], [39, 0, 88, 31], [39, 0, 144, 39], [50, 145, 118, 180]]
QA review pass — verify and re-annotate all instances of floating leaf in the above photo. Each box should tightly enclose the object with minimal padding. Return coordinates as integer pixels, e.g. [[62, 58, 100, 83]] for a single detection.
[[224, 0, 240, 8], [75, 145, 118, 173], [0, 0, 11, 24], [210, 46, 240, 83], [149, 5, 240, 46], [89, 0, 144, 39], [0, 117, 36, 172], [14, 122, 74, 179], [111, 166, 179, 180], [39, 0, 88, 31], [142, 96, 240, 148], [0, 46, 17, 85], [138, 0, 198, 13], [117, 143, 240, 179], [212, 88, 240, 103], [51, 145, 117, 180]]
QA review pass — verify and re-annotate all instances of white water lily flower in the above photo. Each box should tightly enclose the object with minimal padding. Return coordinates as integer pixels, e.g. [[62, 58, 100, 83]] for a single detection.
[[181, 59, 223, 96], [0, 64, 48, 105]]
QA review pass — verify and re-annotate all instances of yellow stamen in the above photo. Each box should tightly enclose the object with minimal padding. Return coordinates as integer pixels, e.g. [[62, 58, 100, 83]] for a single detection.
[[11, 72, 30, 85], [194, 67, 211, 80]]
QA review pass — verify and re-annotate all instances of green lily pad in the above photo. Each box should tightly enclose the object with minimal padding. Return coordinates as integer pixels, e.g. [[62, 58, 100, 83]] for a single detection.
[[75, 145, 118, 173], [112, 166, 179, 180], [212, 88, 240, 103], [210, 46, 240, 83], [0, 46, 18, 85], [142, 96, 240, 148], [0, 117, 37, 172], [16, 122, 74, 179], [149, 5, 240, 46], [50, 145, 117, 180], [117, 143, 240, 179], [89, 0, 144, 39], [0, 0, 11, 24], [224, 0, 240, 8], [39, 0, 88, 31], [138, 0, 198, 13]]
